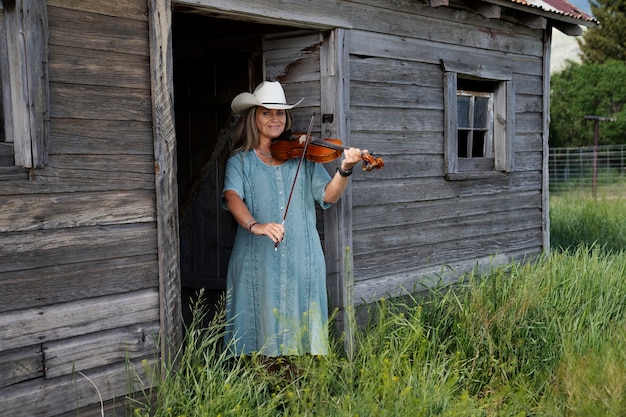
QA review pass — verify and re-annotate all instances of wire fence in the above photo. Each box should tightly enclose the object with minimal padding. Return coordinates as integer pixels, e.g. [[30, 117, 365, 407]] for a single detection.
[[549, 144, 626, 197]]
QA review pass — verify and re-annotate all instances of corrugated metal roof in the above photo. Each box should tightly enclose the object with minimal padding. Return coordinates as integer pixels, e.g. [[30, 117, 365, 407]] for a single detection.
[[511, 0, 596, 23]]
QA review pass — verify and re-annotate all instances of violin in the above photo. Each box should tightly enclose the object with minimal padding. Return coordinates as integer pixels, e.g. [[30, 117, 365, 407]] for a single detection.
[[270, 131, 384, 171]]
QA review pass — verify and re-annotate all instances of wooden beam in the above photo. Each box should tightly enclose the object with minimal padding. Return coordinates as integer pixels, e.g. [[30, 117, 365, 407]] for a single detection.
[[483, 0, 596, 28], [472, 1, 501, 19], [541, 28, 551, 253], [3, 0, 50, 169], [320, 29, 355, 360], [148, 0, 183, 365], [553, 21, 583, 36], [518, 14, 547, 30]]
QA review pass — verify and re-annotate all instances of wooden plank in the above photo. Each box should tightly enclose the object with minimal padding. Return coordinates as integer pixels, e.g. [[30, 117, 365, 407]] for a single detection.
[[0, 162, 156, 195], [516, 93, 543, 113], [0, 166, 27, 182], [0, 189, 155, 232], [350, 58, 443, 88], [353, 253, 512, 304], [444, 71, 458, 174], [352, 207, 541, 255], [542, 28, 551, 251], [267, 51, 321, 83], [351, 81, 443, 110], [49, 118, 153, 155], [350, 153, 442, 180], [0, 8, 15, 147], [23, 0, 50, 168], [515, 132, 542, 152], [430, 0, 449, 7], [44, 322, 160, 379], [0, 223, 157, 274], [149, 0, 183, 361], [0, 143, 14, 165], [0, 289, 159, 352], [353, 229, 542, 284], [47, 5, 149, 56], [352, 191, 541, 231], [354, 0, 534, 33], [514, 73, 543, 96], [352, 172, 542, 206], [0, 345, 43, 389], [355, 228, 541, 290], [46, 0, 149, 21], [55, 398, 136, 417], [351, 131, 444, 155], [4, 0, 50, 168], [350, 107, 444, 133], [472, 1, 501, 19], [48, 44, 151, 89], [0, 358, 155, 417], [349, 29, 544, 77], [0, 255, 157, 313], [42, 153, 153, 184], [49, 83, 152, 121], [515, 151, 542, 172], [320, 29, 354, 357], [353, 177, 455, 207], [174, 0, 353, 29]]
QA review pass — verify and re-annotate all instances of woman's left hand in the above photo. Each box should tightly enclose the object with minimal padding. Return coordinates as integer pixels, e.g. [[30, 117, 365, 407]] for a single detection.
[[341, 147, 366, 171]]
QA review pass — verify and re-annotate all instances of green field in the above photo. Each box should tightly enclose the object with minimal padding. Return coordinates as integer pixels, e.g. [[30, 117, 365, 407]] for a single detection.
[[132, 192, 626, 417]]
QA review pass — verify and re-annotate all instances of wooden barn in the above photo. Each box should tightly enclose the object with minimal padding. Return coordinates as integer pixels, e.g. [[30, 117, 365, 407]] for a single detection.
[[0, 0, 595, 415]]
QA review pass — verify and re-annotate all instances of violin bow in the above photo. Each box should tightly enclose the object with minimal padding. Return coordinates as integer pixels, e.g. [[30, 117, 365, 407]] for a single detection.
[[275, 112, 316, 251]]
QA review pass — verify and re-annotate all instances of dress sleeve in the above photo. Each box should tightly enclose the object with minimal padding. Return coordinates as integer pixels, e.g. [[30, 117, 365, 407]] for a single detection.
[[221, 153, 245, 211], [311, 161, 332, 210]]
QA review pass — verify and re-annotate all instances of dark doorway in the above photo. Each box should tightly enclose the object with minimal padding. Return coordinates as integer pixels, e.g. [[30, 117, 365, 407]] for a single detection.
[[171, 9, 298, 325]]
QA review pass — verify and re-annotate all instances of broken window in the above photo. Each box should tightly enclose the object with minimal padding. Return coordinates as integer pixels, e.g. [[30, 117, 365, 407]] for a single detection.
[[443, 61, 514, 180]]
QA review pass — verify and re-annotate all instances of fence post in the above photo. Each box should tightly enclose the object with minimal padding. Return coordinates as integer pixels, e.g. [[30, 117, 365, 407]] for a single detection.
[[584, 116, 615, 199]]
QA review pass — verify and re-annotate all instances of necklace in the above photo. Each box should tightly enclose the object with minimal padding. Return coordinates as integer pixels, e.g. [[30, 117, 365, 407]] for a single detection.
[[257, 148, 273, 161]]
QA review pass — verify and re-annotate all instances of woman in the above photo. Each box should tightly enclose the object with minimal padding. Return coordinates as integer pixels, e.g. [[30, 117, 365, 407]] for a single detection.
[[222, 81, 363, 357]]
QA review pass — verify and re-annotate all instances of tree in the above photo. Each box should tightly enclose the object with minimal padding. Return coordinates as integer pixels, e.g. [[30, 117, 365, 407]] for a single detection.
[[578, 0, 626, 63], [550, 60, 626, 147]]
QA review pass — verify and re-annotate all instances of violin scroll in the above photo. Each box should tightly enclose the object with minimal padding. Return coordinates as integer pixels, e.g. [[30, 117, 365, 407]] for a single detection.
[[361, 153, 384, 171]]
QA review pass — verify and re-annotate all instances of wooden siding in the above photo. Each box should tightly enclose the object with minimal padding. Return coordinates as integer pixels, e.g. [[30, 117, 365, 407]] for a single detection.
[[0, 0, 159, 415], [344, 0, 547, 302], [0, 0, 566, 414]]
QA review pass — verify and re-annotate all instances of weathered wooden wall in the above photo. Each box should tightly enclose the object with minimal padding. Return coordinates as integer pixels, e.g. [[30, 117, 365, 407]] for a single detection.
[[0, 0, 572, 414], [0, 1, 160, 415], [345, 0, 546, 302]]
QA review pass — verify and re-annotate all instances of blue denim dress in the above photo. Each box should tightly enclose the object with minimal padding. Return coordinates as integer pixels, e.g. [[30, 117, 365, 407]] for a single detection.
[[222, 150, 332, 356]]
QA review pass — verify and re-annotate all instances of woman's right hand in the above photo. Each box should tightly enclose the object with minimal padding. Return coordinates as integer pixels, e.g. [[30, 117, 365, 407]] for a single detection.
[[252, 222, 285, 244]]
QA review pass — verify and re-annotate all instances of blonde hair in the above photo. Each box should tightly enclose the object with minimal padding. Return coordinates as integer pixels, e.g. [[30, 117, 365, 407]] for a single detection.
[[231, 107, 293, 155]]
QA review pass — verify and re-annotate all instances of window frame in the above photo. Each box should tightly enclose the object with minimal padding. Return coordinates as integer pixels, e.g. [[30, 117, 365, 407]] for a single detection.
[[442, 60, 514, 180], [0, 0, 50, 171]]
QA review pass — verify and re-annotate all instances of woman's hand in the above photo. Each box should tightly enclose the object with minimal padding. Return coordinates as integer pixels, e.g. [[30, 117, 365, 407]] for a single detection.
[[341, 147, 366, 171], [251, 222, 285, 244], [323, 147, 368, 204]]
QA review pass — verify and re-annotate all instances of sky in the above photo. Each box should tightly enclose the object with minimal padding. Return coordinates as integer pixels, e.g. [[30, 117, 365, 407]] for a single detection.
[[567, 0, 591, 15]]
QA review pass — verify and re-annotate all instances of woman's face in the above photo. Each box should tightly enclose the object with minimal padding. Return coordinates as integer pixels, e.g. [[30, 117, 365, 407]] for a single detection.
[[255, 107, 286, 142]]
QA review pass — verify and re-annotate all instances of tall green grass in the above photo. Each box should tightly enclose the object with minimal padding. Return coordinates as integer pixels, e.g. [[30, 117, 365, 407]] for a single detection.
[[550, 191, 626, 253], [130, 193, 626, 416]]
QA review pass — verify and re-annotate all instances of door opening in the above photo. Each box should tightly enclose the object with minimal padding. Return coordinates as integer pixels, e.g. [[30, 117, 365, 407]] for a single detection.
[[171, 9, 300, 326]]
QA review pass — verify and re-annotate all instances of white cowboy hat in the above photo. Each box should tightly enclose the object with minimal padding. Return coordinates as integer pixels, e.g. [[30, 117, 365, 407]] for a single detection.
[[231, 81, 304, 114]]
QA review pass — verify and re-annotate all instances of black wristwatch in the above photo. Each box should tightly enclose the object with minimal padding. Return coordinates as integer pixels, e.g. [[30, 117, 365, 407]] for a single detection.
[[337, 166, 353, 177]]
